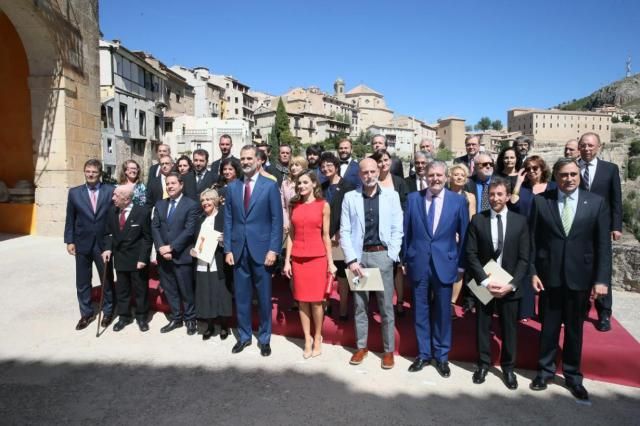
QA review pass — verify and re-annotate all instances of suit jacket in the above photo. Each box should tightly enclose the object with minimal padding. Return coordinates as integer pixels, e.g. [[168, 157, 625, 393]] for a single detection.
[[264, 163, 283, 186], [454, 154, 475, 171], [390, 174, 408, 211], [146, 163, 160, 187], [581, 159, 622, 232], [146, 175, 164, 208], [405, 175, 428, 194], [194, 169, 218, 195], [196, 210, 226, 279], [223, 174, 283, 263], [390, 156, 404, 179], [529, 189, 611, 291], [321, 178, 356, 237], [403, 188, 469, 284], [64, 183, 115, 255], [340, 159, 361, 189], [180, 172, 198, 201], [464, 210, 530, 298], [103, 204, 152, 271], [339, 186, 404, 263], [151, 195, 200, 265]]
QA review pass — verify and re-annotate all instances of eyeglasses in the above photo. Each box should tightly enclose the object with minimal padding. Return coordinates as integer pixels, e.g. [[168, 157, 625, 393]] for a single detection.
[[525, 166, 540, 172], [558, 172, 579, 178], [477, 162, 494, 168]]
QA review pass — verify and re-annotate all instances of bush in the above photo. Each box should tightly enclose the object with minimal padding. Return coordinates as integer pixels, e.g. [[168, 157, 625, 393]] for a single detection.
[[614, 130, 625, 140], [612, 116, 620, 123], [629, 139, 640, 156], [628, 158, 640, 180]]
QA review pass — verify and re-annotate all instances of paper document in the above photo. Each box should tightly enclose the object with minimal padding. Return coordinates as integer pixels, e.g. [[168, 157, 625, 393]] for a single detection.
[[466, 259, 514, 305], [331, 246, 345, 261], [194, 226, 221, 264], [346, 268, 384, 291]]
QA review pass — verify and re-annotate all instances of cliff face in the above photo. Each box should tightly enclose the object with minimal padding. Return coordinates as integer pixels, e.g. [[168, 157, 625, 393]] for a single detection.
[[560, 74, 640, 112]]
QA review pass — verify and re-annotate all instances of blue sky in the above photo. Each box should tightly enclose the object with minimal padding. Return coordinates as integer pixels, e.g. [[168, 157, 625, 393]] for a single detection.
[[100, 0, 640, 127]]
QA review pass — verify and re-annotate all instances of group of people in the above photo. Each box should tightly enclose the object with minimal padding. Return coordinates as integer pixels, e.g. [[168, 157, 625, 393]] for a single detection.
[[64, 130, 621, 401]]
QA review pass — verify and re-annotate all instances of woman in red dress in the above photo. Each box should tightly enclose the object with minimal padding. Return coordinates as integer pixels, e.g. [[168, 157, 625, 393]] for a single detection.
[[283, 170, 336, 358]]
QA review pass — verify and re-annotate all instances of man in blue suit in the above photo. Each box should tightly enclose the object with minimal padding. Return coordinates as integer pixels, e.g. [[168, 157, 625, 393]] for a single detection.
[[64, 159, 115, 330], [403, 160, 469, 377], [151, 172, 200, 335], [337, 139, 361, 189], [224, 145, 283, 357]]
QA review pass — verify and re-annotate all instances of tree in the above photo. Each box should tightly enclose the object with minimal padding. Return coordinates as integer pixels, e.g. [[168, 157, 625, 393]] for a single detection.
[[465, 125, 473, 132], [271, 98, 300, 154], [491, 120, 503, 131], [435, 148, 454, 161], [474, 116, 492, 131]]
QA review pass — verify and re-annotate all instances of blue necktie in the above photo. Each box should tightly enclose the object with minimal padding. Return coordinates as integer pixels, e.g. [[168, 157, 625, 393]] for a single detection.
[[167, 199, 176, 224], [427, 195, 436, 235]]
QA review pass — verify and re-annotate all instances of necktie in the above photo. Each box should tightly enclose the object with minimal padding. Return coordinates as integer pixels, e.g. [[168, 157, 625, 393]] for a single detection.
[[244, 179, 251, 211], [495, 214, 504, 260], [197, 172, 203, 184], [583, 162, 591, 191], [162, 176, 169, 199], [469, 158, 475, 175], [481, 182, 490, 211], [89, 187, 97, 213], [418, 178, 424, 191], [427, 194, 436, 235], [119, 209, 126, 231], [167, 199, 176, 224], [561, 195, 573, 235]]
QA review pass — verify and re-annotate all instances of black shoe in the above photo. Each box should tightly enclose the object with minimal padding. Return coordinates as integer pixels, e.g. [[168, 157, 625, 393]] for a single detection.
[[232, 340, 251, 354], [259, 343, 272, 357], [567, 383, 589, 400], [530, 376, 549, 391], [220, 327, 230, 340], [186, 320, 197, 336], [472, 367, 489, 384], [160, 320, 183, 333], [75, 315, 95, 330], [502, 370, 518, 390], [100, 315, 114, 328], [325, 304, 333, 316], [395, 306, 406, 318], [113, 318, 132, 332], [137, 319, 149, 332], [202, 327, 214, 341], [338, 314, 349, 322], [408, 358, 430, 372], [595, 315, 611, 332], [434, 361, 451, 378]]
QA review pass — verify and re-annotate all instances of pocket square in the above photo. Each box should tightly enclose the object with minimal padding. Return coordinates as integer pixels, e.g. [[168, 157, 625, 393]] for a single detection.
[[130, 224, 140, 227]]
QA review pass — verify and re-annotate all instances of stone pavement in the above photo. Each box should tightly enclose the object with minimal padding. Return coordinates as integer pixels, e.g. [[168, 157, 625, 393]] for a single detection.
[[0, 235, 638, 425]]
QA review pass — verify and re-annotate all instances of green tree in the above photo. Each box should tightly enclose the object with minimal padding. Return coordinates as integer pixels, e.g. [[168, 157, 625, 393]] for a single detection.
[[612, 116, 620, 123], [435, 148, 454, 161], [491, 120, 503, 131], [474, 116, 492, 131], [465, 125, 473, 132], [272, 98, 300, 154]]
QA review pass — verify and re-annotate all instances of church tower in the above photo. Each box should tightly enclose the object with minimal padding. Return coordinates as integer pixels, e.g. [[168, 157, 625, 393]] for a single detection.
[[334, 77, 345, 99]]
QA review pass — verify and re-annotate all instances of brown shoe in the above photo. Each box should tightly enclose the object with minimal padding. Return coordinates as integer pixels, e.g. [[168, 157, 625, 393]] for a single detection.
[[381, 352, 395, 369], [75, 315, 95, 330], [100, 315, 114, 328], [349, 348, 368, 365]]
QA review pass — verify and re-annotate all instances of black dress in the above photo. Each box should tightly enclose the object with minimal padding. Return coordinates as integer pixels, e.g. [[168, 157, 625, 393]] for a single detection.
[[194, 211, 233, 318]]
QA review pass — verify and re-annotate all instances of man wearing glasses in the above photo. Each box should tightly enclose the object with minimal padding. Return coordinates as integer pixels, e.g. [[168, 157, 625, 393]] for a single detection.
[[464, 153, 495, 214], [454, 135, 480, 175]]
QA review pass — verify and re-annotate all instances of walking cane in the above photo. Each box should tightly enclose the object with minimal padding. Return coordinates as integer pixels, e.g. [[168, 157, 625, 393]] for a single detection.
[[96, 257, 111, 337]]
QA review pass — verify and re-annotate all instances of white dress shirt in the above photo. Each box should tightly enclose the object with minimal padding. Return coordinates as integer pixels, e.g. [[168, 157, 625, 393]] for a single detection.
[[579, 157, 598, 189]]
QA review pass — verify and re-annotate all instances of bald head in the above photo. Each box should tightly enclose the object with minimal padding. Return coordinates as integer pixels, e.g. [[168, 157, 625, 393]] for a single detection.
[[564, 139, 579, 159], [112, 184, 133, 209], [359, 158, 379, 188]]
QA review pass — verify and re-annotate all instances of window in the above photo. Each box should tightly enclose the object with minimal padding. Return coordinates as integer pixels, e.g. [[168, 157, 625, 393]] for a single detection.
[[235, 108, 238, 114], [139, 111, 146, 136], [119, 103, 129, 131], [235, 97, 238, 103], [164, 121, 173, 133], [107, 138, 113, 153], [107, 106, 114, 128], [101, 106, 107, 129], [154, 115, 161, 140]]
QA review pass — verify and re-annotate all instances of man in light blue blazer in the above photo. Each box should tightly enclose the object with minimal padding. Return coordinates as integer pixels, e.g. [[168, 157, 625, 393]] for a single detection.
[[225, 145, 283, 357], [403, 160, 469, 377], [340, 158, 403, 369]]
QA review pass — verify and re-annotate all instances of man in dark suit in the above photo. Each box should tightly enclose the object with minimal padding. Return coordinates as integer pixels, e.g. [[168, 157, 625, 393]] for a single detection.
[[256, 142, 283, 184], [151, 172, 200, 335], [578, 132, 622, 332], [192, 148, 217, 196], [454, 135, 480, 175], [146, 155, 174, 207], [337, 139, 361, 189], [64, 159, 115, 330], [210, 134, 236, 176], [102, 185, 152, 332], [463, 153, 494, 214], [513, 135, 533, 164], [464, 177, 530, 390], [224, 145, 283, 356], [403, 161, 469, 377], [146, 143, 171, 188], [405, 151, 432, 193], [529, 157, 611, 401], [372, 134, 404, 178]]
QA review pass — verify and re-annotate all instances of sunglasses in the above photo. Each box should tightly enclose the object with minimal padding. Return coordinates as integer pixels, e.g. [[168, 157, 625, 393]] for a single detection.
[[525, 166, 540, 172], [477, 162, 494, 168]]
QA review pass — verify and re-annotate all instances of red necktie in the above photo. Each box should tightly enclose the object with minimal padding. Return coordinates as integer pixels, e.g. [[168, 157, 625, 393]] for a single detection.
[[119, 209, 126, 231], [244, 179, 251, 211]]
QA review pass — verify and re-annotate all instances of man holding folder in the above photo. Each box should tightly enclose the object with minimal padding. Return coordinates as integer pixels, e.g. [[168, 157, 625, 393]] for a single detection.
[[340, 158, 403, 369], [464, 177, 530, 389]]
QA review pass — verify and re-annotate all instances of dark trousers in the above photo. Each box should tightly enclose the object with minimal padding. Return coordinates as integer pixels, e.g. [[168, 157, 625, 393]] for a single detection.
[[477, 297, 519, 371], [115, 269, 149, 320], [157, 259, 195, 322], [537, 287, 589, 385], [233, 247, 273, 345], [75, 243, 113, 317], [413, 262, 453, 362], [595, 291, 612, 317]]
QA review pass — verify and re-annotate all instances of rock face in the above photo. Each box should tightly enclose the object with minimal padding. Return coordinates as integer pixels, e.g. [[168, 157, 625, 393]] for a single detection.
[[613, 237, 640, 292], [562, 73, 640, 112]]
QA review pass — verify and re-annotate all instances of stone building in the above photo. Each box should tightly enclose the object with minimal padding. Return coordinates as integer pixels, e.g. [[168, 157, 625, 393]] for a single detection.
[[171, 66, 223, 120], [99, 40, 168, 180], [436, 117, 467, 155], [366, 124, 415, 160], [388, 115, 438, 156], [507, 108, 612, 144], [0, 0, 101, 235], [209, 74, 255, 127], [343, 83, 394, 134], [172, 116, 250, 159]]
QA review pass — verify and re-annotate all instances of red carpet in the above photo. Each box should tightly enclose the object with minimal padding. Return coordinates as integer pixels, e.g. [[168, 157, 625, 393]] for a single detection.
[[97, 270, 640, 388]]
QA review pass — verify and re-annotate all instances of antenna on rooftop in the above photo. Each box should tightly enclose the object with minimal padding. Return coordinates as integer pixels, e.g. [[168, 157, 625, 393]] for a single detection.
[[626, 56, 631, 78]]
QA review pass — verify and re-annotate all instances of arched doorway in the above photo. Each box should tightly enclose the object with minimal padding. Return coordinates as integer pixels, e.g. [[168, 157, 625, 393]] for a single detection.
[[0, 11, 35, 233]]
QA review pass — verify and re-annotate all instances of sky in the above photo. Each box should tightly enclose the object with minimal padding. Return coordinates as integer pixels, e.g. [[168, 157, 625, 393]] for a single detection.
[[100, 0, 640, 127]]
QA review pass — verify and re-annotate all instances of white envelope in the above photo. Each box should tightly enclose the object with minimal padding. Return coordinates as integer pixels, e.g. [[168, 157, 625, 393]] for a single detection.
[[346, 268, 384, 291], [466, 259, 514, 305], [194, 225, 221, 265]]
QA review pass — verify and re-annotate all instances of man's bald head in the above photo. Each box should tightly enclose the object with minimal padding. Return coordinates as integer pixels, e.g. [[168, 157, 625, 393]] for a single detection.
[[359, 158, 380, 188], [112, 184, 133, 209]]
